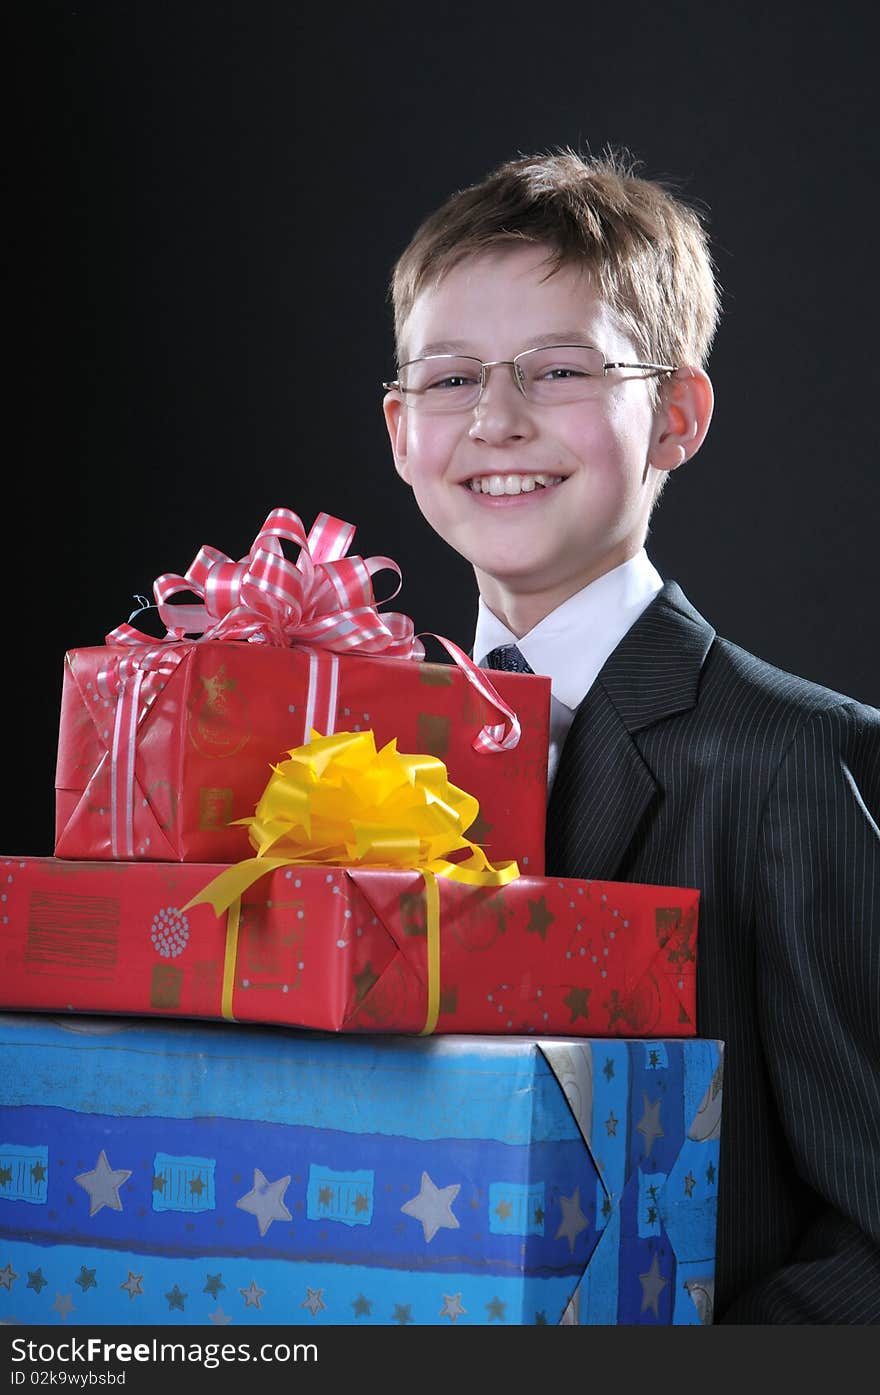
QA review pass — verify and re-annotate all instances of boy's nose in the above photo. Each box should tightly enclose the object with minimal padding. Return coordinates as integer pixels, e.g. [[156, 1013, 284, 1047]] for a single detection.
[[468, 361, 534, 443]]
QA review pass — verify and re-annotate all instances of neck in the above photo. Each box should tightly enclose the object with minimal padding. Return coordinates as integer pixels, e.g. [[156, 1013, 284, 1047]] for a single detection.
[[474, 545, 642, 638]]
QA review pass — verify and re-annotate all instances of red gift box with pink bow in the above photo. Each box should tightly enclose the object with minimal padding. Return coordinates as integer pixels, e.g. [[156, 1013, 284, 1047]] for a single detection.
[[54, 508, 551, 871]]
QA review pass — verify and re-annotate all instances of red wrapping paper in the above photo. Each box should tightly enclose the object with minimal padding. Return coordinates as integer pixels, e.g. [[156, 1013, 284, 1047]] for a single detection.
[[0, 856, 698, 1036], [54, 642, 550, 871]]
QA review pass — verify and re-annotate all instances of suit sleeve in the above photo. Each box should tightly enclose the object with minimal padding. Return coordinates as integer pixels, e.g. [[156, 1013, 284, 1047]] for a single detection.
[[723, 699, 880, 1323]]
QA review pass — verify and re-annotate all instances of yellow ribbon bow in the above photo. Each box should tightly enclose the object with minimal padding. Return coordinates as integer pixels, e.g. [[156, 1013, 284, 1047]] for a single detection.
[[183, 729, 519, 1032]]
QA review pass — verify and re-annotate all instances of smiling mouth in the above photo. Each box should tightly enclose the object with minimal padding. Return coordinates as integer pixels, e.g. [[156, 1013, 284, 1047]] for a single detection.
[[465, 472, 565, 495]]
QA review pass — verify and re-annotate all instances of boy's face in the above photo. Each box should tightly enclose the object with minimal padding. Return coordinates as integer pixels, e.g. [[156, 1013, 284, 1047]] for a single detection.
[[384, 245, 704, 626]]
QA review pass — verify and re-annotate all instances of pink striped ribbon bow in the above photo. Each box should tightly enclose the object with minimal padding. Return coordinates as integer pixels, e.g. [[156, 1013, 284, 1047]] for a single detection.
[[97, 508, 521, 854]]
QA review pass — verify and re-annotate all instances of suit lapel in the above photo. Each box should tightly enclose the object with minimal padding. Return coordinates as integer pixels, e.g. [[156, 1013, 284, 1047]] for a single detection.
[[545, 581, 715, 880]]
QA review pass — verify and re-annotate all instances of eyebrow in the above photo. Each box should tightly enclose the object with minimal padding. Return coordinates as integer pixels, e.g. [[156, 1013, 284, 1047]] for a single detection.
[[411, 331, 595, 358]]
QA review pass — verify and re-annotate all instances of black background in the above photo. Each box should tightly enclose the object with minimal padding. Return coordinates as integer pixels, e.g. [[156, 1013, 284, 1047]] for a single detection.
[[8, 1, 879, 856]]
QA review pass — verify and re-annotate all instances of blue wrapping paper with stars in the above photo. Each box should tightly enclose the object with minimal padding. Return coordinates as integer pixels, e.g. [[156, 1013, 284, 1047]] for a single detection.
[[0, 1015, 723, 1325]]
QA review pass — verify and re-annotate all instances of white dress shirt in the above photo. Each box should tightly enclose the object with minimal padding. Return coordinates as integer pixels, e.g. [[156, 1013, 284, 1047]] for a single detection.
[[473, 551, 664, 791]]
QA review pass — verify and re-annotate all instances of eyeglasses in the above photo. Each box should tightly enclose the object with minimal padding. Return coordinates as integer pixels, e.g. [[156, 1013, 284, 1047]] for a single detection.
[[382, 344, 677, 414]]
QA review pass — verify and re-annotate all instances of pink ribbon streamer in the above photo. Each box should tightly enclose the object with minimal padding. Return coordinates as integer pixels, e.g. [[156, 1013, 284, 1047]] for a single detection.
[[94, 507, 523, 855]]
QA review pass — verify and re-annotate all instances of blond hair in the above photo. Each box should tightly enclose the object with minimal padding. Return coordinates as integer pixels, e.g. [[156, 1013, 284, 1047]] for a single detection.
[[389, 147, 721, 374]]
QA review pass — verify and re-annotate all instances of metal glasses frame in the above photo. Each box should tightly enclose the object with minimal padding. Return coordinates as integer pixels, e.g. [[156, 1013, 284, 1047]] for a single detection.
[[382, 344, 677, 405]]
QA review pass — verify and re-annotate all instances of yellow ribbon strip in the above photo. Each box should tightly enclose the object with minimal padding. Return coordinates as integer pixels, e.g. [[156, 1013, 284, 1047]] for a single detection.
[[421, 869, 441, 1036], [221, 897, 242, 1023], [182, 729, 519, 1030]]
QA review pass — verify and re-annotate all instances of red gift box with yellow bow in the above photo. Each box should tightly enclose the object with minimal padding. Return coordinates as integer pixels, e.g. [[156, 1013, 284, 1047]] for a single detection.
[[53, 508, 551, 873], [0, 857, 697, 1036], [18, 729, 699, 1036]]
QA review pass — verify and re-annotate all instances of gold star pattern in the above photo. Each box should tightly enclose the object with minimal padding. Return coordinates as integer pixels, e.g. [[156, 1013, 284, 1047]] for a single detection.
[[352, 1294, 372, 1318], [525, 895, 555, 941], [393, 1304, 414, 1325], [27, 1269, 47, 1294], [466, 811, 493, 847], [639, 1253, 668, 1318], [0, 1263, 19, 1290], [486, 1296, 506, 1322], [534, 1205, 545, 1226], [74, 1266, 97, 1292], [354, 1192, 370, 1214], [684, 1172, 696, 1196], [31, 1162, 46, 1184], [200, 669, 235, 708], [706, 1162, 716, 1185], [165, 1284, 186, 1312], [555, 1187, 589, 1252], [605, 991, 626, 1027], [495, 1199, 513, 1221], [189, 1176, 205, 1196], [563, 985, 591, 1023], [204, 1274, 225, 1298], [603, 1057, 615, 1081], [152, 1173, 167, 1193], [0, 1167, 12, 1187], [318, 1185, 332, 1209], [605, 1111, 618, 1136], [353, 963, 379, 1003], [636, 1095, 664, 1158], [438, 985, 459, 1016]]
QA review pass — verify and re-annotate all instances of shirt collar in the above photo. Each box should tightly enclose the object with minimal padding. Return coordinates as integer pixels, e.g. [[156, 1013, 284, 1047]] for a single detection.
[[473, 550, 664, 711]]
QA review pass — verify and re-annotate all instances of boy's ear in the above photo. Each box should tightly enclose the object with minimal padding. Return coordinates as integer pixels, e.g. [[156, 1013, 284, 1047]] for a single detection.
[[383, 392, 412, 485], [649, 367, 714, 472]]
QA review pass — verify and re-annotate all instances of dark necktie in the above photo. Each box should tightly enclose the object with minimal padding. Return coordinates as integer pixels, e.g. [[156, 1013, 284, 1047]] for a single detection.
[[483, 644, 534, 674]]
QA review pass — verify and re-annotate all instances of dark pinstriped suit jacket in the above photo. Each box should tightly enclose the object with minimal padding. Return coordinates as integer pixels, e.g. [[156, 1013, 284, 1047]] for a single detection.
[[544, 580, 880, 1324]]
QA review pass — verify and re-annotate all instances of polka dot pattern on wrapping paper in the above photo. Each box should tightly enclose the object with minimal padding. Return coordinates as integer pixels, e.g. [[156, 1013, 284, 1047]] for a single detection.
[[150, 907, 190, 958]]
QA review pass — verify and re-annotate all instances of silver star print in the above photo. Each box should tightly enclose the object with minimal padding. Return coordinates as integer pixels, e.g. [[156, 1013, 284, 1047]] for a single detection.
[[51, 1292, 75, 1321], [74, 1150, 132, 1217], [240, 1279, 266, 1309], [302, 1287, 326, 1316], [440, 1292, 467, 1322], [636, 1095, 664, 1158], [401, 1171, 461, 1243], [208, 1307, 233, 1325], [639, 1253, 669, 1317], [120, 1272, 143, 1300], [555, 1187, 589, 1253], [235, 1168, 292, 1236]]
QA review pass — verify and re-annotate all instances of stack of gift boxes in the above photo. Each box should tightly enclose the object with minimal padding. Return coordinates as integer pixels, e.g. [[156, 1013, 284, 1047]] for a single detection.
[[0, 508, 722, 1327]]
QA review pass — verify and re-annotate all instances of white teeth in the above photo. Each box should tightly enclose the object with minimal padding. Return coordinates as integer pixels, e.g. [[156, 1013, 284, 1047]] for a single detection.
[[467, 473, 563, 494]]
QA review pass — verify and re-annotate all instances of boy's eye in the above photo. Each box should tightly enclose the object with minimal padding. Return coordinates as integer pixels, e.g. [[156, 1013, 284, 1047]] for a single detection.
[[537, 366, 590, 381], [427, 373, 479, 391]]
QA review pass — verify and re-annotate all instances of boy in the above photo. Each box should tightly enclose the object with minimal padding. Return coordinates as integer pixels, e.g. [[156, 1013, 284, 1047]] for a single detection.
[[381, 149, 880, 1324]]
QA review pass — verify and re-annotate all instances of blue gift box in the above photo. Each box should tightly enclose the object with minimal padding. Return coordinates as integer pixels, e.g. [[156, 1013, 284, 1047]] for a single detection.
[[0, 1014, 722, 1325]]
